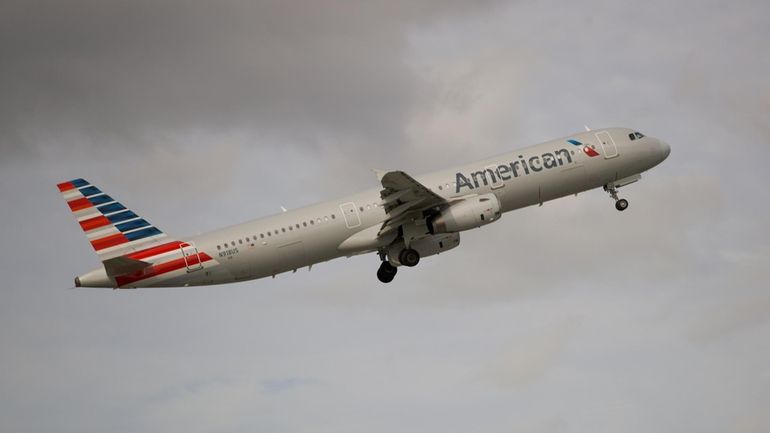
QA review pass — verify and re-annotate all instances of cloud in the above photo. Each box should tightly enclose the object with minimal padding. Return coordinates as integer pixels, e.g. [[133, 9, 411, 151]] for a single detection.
[[482, 320, 576, 387], [0, 0, 500, 164]]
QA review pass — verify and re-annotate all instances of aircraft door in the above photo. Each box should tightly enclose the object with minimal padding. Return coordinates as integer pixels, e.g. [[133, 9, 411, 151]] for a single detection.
[[179, 242, 203, 272], [339, 202, 361, 229], [595, 131, 619, 159]]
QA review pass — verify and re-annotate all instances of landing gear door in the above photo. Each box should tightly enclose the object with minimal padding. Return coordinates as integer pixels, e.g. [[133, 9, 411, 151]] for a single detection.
[[595, 131, 619, 159], [180, 242, 203, 272]]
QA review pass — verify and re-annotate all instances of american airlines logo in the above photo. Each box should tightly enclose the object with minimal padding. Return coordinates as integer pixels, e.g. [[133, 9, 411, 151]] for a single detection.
[[567, 139, 600, 157], [455, 147, 571, 193], [455, 140, 601, 193]]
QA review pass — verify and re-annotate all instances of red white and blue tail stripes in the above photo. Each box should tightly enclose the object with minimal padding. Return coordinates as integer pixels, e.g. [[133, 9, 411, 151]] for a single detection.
[[57, 178, 168, 260]]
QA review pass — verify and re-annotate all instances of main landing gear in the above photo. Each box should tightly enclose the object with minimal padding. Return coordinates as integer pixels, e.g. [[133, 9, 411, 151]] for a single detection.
[[398, 248, 420, 268], [376, 248, 420, 283], [604, 184, 629, 211], [377, 262, 397, 283]]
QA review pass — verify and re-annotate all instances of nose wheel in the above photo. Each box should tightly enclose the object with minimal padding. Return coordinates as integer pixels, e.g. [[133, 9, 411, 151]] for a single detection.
[[604, 184, 629, 212]]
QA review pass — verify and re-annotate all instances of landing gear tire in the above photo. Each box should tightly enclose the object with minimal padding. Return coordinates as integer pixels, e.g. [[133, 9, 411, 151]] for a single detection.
[[398, 248, 420, 267], [605, 184, 629, 212], [377, 262, 398, 283], [615, 198, 629, 211]]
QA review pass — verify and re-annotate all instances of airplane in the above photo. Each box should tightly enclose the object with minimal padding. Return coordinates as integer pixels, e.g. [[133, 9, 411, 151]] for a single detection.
[[58, 127, 670, 288]]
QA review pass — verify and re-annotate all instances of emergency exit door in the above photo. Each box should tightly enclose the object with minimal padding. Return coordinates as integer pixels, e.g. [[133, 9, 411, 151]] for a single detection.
[[595, 131, 619, 159]]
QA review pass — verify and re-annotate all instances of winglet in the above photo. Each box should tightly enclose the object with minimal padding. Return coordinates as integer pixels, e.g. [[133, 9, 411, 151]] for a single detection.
[[372, 169, 388, 182]]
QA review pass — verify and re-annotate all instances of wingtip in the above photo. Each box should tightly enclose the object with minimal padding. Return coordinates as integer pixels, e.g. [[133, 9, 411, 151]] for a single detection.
[[372, 169, 387, 181]]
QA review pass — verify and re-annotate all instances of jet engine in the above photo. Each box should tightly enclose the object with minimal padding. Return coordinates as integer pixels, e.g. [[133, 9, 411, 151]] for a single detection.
[[427, 193, 502, 234]]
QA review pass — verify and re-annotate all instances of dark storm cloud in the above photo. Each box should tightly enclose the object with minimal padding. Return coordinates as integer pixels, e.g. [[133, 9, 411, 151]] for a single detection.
[[0, 0, 499, 161]]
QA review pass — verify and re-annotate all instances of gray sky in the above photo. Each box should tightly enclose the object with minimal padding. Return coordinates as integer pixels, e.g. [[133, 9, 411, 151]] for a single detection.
[[1, 1, 769, 432]]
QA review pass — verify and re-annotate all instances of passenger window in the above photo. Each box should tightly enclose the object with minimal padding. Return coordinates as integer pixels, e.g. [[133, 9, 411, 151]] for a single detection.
[[274, 230, 278, 235], [238, 239, 243, 244], [438, 185, 443, 190], [260, 234, 264, 238], [267, 232, 271, 237], [331, 214, 335, 219], [282, 228, 286, 233], [289, 226, 292, 231], [310, 220, 314, 225], [324, 216, 329, 222], [317, 218, 321, 223], [296, 224, 300, 229], [231, 241, 235, 247], [303, 222, 308, 227], [217, 245, 221, 250], [359, 206, 364, 212]]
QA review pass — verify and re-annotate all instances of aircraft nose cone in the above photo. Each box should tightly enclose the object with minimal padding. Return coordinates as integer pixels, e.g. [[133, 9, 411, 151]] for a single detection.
[[659, 140, 671, 160]]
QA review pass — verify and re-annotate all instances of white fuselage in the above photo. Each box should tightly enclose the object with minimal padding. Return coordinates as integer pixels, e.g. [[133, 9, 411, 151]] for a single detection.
[[76, 127, 670, 288]]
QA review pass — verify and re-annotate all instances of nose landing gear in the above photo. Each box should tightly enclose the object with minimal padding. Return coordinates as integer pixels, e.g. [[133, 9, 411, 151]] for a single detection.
[[615, 198, 629, 211], [604, 184, 629, 212]]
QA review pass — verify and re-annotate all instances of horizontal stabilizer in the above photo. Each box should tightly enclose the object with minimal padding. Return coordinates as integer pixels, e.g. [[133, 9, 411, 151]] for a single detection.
[[102, 256, 151, 277]]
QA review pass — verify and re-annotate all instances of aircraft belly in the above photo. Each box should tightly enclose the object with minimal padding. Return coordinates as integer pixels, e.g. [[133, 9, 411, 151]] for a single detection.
[[540, 164, 588, 202], [500, 175, 540, 210]]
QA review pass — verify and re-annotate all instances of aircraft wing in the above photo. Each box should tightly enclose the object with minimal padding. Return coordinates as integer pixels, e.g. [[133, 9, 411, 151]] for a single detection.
[[377, 170, 447, 236]]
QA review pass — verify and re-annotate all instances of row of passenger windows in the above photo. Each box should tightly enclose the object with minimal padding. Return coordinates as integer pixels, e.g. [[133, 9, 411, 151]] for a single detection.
[[215, 213, 337, 250], [358, 203, 379, 212]]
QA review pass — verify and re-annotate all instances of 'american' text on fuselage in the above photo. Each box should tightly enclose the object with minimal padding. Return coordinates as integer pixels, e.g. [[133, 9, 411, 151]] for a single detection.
[[455, 148, 573, 192]]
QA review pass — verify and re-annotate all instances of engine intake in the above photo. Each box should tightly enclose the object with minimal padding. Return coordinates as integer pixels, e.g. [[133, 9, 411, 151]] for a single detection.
[[428, 193, 502, 234]]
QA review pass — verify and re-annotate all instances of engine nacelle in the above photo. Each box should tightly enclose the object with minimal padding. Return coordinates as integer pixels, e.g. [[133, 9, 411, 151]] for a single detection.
[[428, 193, 502, 234]]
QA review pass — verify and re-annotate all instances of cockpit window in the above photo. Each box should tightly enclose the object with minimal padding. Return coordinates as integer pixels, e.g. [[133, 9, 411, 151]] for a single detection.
[[629, 133, 636, 141], [634, 132, 644, 139]]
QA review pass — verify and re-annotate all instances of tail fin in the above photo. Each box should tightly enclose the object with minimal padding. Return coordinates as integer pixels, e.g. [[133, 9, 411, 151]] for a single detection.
[[57, 178, 170, 261]]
